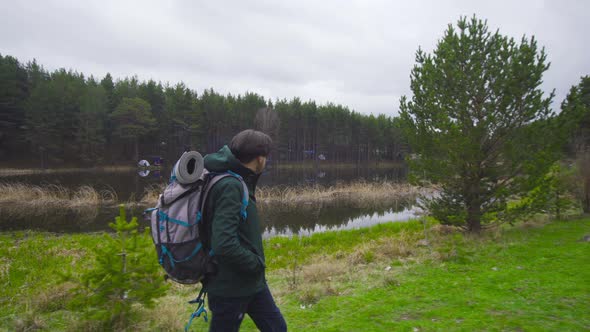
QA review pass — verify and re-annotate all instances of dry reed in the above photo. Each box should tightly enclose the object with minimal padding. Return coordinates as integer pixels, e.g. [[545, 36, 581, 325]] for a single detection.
[[257, 181, 430, 210], [301, 259, 349, 283], [140, 181, 431, 211], [0, 166, 135, 177], [139, 184, 165, 206], [274, 161, 405, 170], [0, 182, 117, 211], [32, 282, 76, 313]]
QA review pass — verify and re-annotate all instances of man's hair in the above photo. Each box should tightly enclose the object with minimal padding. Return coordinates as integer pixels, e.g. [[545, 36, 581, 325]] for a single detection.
[[230, 129, 272, 163]]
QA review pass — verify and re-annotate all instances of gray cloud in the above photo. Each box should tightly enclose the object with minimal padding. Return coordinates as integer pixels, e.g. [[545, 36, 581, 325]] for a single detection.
[[1, 0, 588, 116]]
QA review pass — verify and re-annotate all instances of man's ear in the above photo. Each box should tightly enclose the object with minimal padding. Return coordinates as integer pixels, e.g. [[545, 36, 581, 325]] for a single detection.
[[256, 156, 266, 172]]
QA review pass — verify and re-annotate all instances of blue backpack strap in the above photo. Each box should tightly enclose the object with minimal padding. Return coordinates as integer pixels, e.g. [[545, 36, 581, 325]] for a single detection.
[[226, 170, 249, 220], [185, 288, 208, 331], [169, 161, 178, 184], [201, 171, 249, 221]]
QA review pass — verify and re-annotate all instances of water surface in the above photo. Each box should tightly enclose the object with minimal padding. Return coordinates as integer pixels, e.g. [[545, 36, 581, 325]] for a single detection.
[[0, 165, 418, 236]]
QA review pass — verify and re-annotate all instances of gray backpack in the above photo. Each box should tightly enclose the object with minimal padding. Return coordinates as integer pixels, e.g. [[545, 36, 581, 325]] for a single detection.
[[144, 169, 249, 285]]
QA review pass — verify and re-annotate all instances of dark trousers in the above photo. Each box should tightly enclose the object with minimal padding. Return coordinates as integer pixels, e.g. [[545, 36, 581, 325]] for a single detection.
[[208, 285, 287, 332]]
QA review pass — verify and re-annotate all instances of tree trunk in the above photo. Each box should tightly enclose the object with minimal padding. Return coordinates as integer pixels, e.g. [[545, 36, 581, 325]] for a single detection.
[[134, 138, 139, 162], [466, 179, 482, 233], [466, 202, 482, 233], [39, 147, 47, 169], [357, 145, 361, 165], [584, 178, 590, 214], [555, 189, 561, 220]]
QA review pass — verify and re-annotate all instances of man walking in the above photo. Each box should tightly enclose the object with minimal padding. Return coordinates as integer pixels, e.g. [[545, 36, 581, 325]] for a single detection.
[[202, 129, 287, 332]]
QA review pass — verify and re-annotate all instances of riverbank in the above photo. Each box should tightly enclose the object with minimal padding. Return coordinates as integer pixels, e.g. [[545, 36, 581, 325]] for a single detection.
[[0, 182, 118, 210], [272, 161, 406, 170], [141, 181, 430, 211], [0, 181, 427, 213], [2, 217, 588, 331], [0, 166, 136, 177], [0, 162, 402, 177], [0, 181, 427, 234]]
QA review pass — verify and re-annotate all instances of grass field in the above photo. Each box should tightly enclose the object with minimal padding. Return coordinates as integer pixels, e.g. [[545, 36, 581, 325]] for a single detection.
[[1, 217, 589, 331]]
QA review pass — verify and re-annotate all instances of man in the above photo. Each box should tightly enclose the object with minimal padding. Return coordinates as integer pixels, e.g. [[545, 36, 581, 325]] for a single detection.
[[202, 129, 287, 332]]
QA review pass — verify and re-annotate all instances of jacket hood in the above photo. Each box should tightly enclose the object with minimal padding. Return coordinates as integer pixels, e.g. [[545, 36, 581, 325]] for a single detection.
[[204, 145, 258, 177], [204, 145, 261, 192], [204, 145, 240, 173]]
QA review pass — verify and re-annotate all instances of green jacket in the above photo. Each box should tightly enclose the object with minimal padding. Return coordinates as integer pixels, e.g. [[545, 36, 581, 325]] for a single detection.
[[203, 145, 266, 297]]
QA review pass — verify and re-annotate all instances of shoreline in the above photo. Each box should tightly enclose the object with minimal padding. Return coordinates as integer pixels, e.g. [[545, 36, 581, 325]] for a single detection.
[[0, 166, 136, 177], [0, 161, 406, 177], [0, 181, 429, 211]]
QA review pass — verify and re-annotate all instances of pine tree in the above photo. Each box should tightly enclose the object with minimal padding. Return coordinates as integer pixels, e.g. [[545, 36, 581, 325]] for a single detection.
[[77, 80, 108, 163], [0, 54, 29, 161], [110, 97, 156, 162], [400, 16, 558, 232], [68, 205, 168, 330]]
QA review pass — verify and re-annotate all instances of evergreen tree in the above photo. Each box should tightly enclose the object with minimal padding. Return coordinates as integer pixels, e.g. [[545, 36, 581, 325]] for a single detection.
[[139, 79, 167, 153], [25, 58, 48, 90], [25, 69, 85, 166], [110, 97, 156, 162], [560, 75, 590, 212], [164, 83, 201, 153], [560, 76, 590, 154], [68, 205, 168, 330], [25, 78, 57, 167], [100, 73, 116, 113], [77, 79, 108, 163], [400, 16, 557, 232], [0, 54, 29, 161]]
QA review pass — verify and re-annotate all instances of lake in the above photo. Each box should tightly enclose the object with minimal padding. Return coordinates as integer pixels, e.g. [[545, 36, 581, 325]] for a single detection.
[[0, 164, 421, 236]]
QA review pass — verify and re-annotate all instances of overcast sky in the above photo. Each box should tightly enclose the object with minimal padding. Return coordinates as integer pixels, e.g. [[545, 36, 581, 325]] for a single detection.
[[1, 0, 588, 116]]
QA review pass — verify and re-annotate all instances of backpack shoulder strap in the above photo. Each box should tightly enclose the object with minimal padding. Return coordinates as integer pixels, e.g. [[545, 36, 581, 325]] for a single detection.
[[226, 171, 249, 220], [200, 171, 249, 220]]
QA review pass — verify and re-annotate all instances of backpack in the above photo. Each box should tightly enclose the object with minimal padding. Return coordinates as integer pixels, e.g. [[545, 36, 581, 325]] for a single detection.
[[144, 166, 250, 284], [143, 152, 249, 328]]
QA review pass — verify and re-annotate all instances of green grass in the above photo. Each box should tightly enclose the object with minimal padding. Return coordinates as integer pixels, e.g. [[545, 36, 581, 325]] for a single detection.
[[257, 219, 590, 332], [1, 218, 589, 331], [265, 220, 425, 270]]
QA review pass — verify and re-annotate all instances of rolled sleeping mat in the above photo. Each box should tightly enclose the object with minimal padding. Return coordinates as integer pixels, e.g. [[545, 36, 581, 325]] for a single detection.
[[171, 151, 204, 184]]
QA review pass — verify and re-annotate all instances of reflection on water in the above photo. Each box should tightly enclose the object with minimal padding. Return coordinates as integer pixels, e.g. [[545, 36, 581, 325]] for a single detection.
[[0, 165, 407, 202], [263, 206, 422, 238], [258, 196, 421, 238], [0, 165, 415, 235], [0, 204, 144, 233], [0, 202, 422, 236]]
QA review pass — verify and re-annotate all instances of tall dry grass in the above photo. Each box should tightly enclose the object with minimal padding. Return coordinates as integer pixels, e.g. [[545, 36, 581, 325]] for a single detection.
[[139, 181, 431, 210], [139, 184, 165, 206], [0, 166, 135, 177], [0, 182, 117, 211], [257, 181, 430, 210], [273, 161, 405, 170]]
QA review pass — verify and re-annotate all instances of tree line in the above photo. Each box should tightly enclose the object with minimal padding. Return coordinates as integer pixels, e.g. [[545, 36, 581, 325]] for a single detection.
[[0, 54, 408, 167]]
